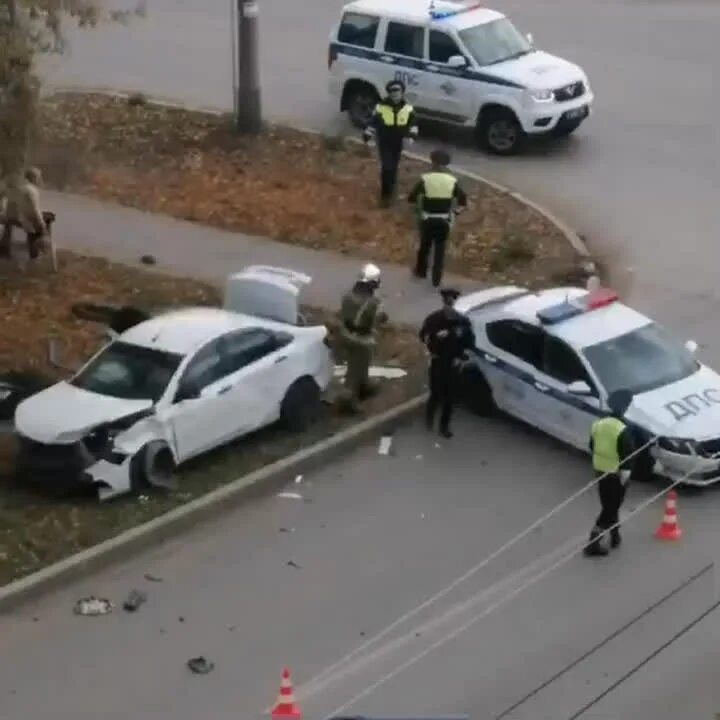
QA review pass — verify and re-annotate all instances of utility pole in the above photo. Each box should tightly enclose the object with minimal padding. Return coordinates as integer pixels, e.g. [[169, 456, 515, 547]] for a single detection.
[[235, 0, 261, 134]]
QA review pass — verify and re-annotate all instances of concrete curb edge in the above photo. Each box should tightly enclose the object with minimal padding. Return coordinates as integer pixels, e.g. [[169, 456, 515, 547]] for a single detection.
[[0, 394, 425, 613], [45, 86, 595, 269]]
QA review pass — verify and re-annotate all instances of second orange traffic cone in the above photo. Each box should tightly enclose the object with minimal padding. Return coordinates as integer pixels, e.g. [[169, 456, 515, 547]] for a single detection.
[[655, 490, 682, 541], [271, 667, 302, 720]]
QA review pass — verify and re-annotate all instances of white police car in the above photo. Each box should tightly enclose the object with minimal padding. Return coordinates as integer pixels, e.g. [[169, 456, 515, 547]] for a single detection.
[[328, 0, 593, 154], [456, 284, 720, 487]]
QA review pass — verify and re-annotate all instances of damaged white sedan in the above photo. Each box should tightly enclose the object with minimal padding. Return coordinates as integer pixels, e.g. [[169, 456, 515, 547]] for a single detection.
[[14, 266, 333, 501]]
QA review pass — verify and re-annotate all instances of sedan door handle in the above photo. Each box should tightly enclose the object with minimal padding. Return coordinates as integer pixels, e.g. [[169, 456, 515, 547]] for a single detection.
[[218, 384, 233, 395], [426, 65, 439, 72], [534, 382, 549, 392], [274, 355, 288, 364]]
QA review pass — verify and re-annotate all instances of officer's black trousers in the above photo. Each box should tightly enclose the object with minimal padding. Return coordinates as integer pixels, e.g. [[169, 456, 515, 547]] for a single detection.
[[378, 143, 402, 200], [426, 359, 456, 431], [415, 217, 451, 286], [595, 473, 626, 530]]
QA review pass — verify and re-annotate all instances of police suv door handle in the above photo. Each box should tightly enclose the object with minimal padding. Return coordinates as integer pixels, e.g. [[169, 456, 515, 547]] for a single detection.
[[426, 65, 440, 72], [274, 355, 288, 364], [534, 381, 549, 392], [218, 384, 233, 395]]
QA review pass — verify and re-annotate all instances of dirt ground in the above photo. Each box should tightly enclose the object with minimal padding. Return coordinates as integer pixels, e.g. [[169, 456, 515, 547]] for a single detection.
[[0, 252, 425, 585], [33, 93, 583, 287]]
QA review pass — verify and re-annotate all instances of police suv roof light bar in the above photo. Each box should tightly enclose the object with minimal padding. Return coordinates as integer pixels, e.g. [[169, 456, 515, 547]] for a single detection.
[[429, 0, 484, 21], [536, 287, 619, 325]]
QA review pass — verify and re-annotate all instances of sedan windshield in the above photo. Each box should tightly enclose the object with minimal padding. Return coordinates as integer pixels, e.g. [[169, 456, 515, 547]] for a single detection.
[[582, 323, 699, 396], [458, 18, 532, 67], [72, 341, 183, 402]]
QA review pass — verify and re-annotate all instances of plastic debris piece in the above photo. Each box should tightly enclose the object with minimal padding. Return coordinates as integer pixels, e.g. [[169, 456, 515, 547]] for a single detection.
[[277, 492, 303, 500], [378, 436, 393, 455], [187, 656, 214, 674], [141, 254, 157, 265], [144, 573, 163, 582], [294, 474, 303, 484], [74, 596, 113, 616], [123, 589, 147, 612], [287, 560, 302, 569]]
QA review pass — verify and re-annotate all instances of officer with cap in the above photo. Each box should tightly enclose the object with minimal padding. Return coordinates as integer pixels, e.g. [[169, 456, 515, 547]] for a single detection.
[[337, 263, 388, 411], [584, 389, 636, 557], [408, 148, 468, 287], [419, 287, 476, 437], [363, 79, 419, 207]]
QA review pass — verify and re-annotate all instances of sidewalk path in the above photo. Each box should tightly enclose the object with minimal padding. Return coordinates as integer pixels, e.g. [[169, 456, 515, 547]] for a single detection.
[[48, 190, 474, 326]]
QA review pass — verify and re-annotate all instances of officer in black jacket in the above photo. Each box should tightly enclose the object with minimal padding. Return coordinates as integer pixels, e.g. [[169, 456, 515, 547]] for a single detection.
[[419, 287, 476, 438], [363, 80, 419, 206]]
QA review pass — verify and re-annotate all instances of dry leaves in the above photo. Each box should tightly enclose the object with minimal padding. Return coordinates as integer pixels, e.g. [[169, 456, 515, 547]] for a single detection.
[[33, 93, 580, 286]]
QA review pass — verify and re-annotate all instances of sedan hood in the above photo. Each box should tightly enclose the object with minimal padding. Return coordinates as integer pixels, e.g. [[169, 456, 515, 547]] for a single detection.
[[15, 381, 153, 444], [625, 366, 720, 440], [487, 50, 584, 90]]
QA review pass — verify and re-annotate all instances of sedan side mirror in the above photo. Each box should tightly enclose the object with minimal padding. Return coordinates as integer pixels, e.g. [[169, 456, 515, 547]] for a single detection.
[[568, 380, 593, 396], [447, 54, 467, 69], [685, 340, 698, 354]]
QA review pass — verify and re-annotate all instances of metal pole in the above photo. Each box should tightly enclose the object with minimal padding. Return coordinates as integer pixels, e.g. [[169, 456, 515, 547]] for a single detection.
[[235, 0, 261, 134], [230, 0, 238, 121]]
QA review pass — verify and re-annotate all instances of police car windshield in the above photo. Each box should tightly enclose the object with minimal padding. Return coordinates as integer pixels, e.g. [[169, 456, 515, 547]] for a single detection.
[[458, 18, 532, 67], [582, 323, 699, 397]]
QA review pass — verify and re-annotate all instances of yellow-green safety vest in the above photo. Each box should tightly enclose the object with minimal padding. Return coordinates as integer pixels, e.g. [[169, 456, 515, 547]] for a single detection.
[[591, 416, 626, 473], [376, 103, 413, 126], [421, 172, 457, 199]]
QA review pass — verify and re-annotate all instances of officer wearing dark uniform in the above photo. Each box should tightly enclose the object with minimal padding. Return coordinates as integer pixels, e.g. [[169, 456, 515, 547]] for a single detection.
[[407, 149, 468, 287], [584, 389, 636, 557], [419, 288, 476, 438], [363, 80, 419, 207]]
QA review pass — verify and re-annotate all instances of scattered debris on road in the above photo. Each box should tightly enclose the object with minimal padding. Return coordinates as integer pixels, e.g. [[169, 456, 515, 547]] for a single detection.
[[144, 573, 163, 582], [287, 560, 302, 569], [140, 254, 157, 265], [279, 527, 295, 533], [378, 436, 393, 455], [277, 492, 304, 500], [123, 589, 147, 612], [178, 616, 185, 623], [74, 596, 113, 616], [187, 656, 215, 674]]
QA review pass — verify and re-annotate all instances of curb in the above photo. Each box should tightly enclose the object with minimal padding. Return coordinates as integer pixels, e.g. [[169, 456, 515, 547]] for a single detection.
[[45, 86, 594, 271], [0, 394, 425, 614]]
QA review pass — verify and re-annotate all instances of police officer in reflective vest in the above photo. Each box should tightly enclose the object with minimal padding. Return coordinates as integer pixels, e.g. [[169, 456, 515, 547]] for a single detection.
[[419, 287, 476, 438], [337, 263, 388, 411], [585, 390, 636, 557], [408, 149, 468, 287], [363, 80, 419, 207]]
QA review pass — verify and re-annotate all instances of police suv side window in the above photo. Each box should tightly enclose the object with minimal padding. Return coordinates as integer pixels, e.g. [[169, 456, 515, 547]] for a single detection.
[[385, 22, 425, 58], [543, 336, 594, 388], [429, 30, 461, 63], [486, 320, 543, 368], [337, 12, 379, 48]]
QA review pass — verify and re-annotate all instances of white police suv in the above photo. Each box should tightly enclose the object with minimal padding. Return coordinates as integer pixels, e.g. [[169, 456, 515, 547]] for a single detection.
[[328, 0, 593, 154], [455, 284, 720, 487]]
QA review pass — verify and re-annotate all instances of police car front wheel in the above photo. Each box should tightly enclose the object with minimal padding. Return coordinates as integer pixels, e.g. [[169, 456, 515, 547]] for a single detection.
[[477, 109, 524, 156]]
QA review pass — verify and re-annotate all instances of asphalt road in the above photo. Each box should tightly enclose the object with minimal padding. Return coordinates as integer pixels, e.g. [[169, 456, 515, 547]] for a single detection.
[[1, 413, 719, 719], [40, 0, 720, 360]]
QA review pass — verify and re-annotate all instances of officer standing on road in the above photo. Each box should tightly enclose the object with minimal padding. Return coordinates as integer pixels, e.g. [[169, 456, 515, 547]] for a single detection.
[[584, 389, 636, 557], [419, 288, 476, 438], [363, 80, 419, 207], [337, 263, 388, 412], [408, 149, 468, 287]]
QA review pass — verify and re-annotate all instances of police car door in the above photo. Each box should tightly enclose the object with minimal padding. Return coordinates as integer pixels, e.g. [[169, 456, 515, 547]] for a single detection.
[[536, 334, 603, 450], [423, 28, 473, 123], [483, 319, 556, 434], [380, 20, 430, 111]]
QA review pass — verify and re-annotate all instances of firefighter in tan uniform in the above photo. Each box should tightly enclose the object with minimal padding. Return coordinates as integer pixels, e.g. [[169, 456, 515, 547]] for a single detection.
[[337, 263, 388, 411]]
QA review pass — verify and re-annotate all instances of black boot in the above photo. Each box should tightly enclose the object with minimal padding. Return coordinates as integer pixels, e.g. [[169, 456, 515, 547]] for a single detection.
[[439, 427, 453, 439], [583, 530, 609, 557], [610, 527, 622, 549]]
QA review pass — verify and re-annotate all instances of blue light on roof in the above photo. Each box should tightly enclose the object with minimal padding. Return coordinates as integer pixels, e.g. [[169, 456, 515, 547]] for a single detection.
[[536, 300, 583, 325], [429, 1, 483, 20]]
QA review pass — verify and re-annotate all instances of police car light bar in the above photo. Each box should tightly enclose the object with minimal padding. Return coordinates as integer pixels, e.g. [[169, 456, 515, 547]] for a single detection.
[[430, 1, 484, 20], [537, 287, 619, 325]]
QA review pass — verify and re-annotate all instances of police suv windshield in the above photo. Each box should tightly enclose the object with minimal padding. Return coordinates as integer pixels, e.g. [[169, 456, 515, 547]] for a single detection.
[[458, 18, 532, 67], [582, 323, 699, 397]]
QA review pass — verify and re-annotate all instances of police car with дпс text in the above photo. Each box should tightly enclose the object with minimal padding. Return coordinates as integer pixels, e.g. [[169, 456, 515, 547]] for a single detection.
[[328, 0, 593, 155], [455, 283, 720, 487]]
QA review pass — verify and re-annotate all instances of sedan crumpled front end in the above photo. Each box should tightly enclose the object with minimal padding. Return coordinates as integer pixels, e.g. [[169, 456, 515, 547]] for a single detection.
[[653, 436, 720, 487]]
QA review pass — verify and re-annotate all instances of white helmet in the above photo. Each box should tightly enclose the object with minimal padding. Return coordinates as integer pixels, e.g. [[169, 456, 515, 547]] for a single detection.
[[358, 263, 381, 284]]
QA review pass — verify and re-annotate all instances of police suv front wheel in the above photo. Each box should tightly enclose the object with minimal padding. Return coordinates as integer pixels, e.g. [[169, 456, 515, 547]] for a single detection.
[[476, 109, 524, 156], [345, 84, 378, 129]]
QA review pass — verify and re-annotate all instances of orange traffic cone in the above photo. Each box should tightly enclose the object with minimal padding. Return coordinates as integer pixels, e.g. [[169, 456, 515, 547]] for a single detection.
[[655, 490, 682, 541], [271, 668, 302, 719]]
